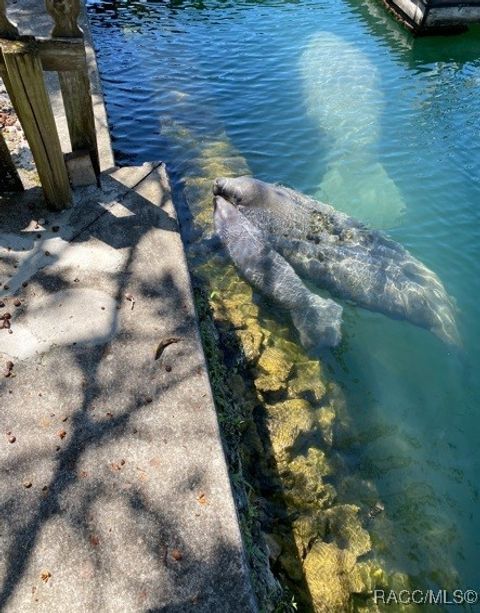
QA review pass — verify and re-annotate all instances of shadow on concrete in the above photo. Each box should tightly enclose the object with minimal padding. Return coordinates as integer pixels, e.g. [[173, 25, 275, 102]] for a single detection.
[[0, 166, 255, 611]]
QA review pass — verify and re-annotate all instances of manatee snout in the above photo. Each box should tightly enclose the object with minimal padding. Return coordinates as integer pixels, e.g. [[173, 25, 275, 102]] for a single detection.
[[213, 177, 228, 197], [213, 176, 248, 206]]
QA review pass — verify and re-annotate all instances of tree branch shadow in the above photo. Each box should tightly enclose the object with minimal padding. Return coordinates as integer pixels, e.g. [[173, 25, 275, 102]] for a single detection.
[[0, 168, 255, 611]]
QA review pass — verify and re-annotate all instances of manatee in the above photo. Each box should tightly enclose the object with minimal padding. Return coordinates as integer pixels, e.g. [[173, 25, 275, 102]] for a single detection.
[[300, 32, 405, 228], [213, 195, 343, 350], [213, 176, 459, 346]]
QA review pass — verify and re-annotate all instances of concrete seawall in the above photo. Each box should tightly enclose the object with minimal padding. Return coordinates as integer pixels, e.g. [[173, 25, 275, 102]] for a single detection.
[[0, 1, 257, 611]]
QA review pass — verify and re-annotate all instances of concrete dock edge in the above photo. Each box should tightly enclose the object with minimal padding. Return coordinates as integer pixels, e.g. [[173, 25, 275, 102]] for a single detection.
[[0, 1, 258, 610]]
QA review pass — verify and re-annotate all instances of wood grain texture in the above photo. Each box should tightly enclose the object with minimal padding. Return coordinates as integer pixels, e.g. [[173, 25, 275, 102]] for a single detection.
[[1, 43, 72, 209], [0, 37, 86, 72], [59, 68, 100, 177]]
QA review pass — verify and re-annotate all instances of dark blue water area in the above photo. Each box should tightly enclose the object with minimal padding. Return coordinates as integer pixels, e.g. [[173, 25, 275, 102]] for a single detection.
[[87, 0, 480, 600]]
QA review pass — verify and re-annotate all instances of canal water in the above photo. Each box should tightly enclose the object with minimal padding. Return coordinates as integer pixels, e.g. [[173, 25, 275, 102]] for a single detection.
[[87, 0, 480, 607]]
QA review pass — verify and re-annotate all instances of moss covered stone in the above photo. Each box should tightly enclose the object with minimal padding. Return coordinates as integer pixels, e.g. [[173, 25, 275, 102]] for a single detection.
[[326, 504, 372, 558], [236, 324, 264, 363], [266, 399, 316, 460], [288, 360, 326, 402], [303, 541, 359, 612]]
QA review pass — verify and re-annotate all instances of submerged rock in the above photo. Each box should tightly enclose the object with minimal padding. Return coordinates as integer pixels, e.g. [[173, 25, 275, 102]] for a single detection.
[[284, 448, 335, 510], [288, 360, 326, 403], [303, 541, 359, 612], [326, 504, 372, 558], [255, 346, 294, 394], [266, 399, 317, 461], [292, 513, 328, 553], [171, 121, 405, 612], [316, 403, 336, 447], [236, 324, 264, 363], [258, 346, 293, 382]]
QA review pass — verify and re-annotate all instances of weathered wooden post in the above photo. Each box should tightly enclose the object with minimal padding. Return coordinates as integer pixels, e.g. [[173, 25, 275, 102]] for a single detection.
[[1, 37, 72, 209], [46, 0, 100, 178], [0, 0, 23, 192]]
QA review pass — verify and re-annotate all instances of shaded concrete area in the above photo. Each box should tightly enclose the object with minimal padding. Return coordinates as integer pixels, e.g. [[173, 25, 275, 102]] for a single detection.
[[0, 164, 257, 612]]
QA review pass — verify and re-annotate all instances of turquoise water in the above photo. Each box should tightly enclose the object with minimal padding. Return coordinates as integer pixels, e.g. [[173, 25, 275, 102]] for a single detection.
[[87, 0, 480, 603]]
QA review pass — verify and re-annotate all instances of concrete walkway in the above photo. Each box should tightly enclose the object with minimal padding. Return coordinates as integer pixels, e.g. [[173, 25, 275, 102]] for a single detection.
[[0, 1, 257, 611], [0, 164, 256, 612]]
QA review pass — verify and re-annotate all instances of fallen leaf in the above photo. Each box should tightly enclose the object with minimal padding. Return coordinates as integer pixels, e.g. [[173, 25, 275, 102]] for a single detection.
[[154, 337, 180, 361], [197, 493, 208, 505], [40, 570, 52, 583]]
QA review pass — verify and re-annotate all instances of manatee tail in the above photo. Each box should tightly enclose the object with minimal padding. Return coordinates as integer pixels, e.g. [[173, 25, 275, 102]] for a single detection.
[[291, 294, 343, 350], [401, 261, 461, 347], [429, 298, 461, 347], [318, 160, 406, 229]]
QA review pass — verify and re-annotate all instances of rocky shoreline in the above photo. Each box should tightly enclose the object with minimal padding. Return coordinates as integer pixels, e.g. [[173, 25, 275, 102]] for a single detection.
[[166, 122, 415, 611]]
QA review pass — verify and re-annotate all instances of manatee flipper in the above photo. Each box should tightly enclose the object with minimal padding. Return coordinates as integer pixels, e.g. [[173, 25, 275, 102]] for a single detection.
[[291, 293, 344, 350], [213, 195, 343, 350]]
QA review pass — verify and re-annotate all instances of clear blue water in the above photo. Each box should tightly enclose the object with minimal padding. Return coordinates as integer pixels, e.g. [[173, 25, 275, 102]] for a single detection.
[[87, 0, 480, 603]]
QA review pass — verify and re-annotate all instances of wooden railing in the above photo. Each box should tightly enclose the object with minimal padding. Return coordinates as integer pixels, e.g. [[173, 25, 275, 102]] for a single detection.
[[0, 0, 99, 210]]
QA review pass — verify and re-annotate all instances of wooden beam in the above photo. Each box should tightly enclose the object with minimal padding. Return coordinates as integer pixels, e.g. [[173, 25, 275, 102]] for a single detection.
[[1, 40, 72, 210], [0, 129, 23, 192], [0, 37, 86, 72], [59, 69, 100, 177], [38, 37, 86, 71]]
